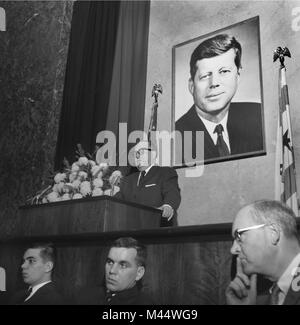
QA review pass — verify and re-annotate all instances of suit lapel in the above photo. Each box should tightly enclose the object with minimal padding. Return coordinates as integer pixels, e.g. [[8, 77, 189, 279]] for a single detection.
[[227, 103, 239, 154], [283, 265, 300, 305]]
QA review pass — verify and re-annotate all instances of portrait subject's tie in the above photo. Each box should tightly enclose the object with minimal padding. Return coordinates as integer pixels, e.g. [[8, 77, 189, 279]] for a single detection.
[[214, 124, 230, 157]]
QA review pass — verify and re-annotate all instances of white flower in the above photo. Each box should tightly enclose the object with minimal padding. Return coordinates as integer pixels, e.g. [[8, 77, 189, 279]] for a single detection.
[[71, 163, 80, 172], [92, 188, 103, 196], [73, 193, 83, 200], [47, 191, 60, 202], [42, 197, 48, 204], [71, 179, 81, 189], [89, 160, 96, 167], [56, 182, 65, 193], [54, 173, 66, 184], [91, 165, 101, 177], [80, 181, 91, 196], [99, 162, 109, 172], [52, 184, 59, 193], [61, 193, 71, 201], [104, 189, 112, 196], [93, 178, 103, 188], [109, 170, 122, 186], [63, 183, 74, 193], [69, 172, 78, 182], [78, 171, 88, 180], [78, 157, 89, 166], [111, 186, 120, 196]]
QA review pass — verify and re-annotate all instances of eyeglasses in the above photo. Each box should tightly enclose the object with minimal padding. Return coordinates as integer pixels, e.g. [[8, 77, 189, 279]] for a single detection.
[[233, 224, 266, 243], [135, 148, 152, 159]]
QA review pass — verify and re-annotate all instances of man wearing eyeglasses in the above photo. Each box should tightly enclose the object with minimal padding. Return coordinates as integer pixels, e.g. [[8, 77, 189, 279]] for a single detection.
[[226, 200, 300, 305], [115, 140, 181, 226]]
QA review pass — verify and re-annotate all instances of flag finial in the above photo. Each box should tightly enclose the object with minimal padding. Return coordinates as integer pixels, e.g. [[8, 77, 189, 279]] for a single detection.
[[273, 47, 291, 68]]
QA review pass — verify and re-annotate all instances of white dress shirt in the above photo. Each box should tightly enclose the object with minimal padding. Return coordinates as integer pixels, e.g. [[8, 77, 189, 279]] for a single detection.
[[197, 111, 231, 153]]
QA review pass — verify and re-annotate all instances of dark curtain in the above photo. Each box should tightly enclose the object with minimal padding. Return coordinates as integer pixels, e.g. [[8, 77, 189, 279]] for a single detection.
[[105, 1, 150, 168], [55, 1, 120, 169]]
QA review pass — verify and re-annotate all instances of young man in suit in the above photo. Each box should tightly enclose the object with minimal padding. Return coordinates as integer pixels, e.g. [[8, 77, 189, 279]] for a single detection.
[[175, 34, 263, 163], [226, 200, 300, 305], [115, 140, 181, 226], [77, 237, 153, 305], [10, 243, 65, 305]]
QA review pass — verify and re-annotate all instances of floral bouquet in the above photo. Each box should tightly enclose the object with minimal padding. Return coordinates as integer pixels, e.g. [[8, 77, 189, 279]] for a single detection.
[[30, 145, 122, 204]]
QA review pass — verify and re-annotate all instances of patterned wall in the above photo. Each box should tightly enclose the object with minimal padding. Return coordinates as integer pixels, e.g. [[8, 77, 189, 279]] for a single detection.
[[0, 1, 73, 237]]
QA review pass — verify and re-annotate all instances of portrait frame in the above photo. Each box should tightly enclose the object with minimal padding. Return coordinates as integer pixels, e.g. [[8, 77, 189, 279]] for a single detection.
[[172, 16, 266, 168]]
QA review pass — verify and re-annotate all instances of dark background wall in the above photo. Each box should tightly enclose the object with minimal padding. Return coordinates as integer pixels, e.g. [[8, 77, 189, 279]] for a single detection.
[[0, 1, 73, 237]]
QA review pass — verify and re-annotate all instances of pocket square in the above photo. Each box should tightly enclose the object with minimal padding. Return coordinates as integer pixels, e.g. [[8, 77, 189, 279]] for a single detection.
[[145, 184, 156, 187]]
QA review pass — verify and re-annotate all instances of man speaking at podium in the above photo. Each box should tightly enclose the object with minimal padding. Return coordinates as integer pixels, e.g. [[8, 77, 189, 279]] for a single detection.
[[115, 140, 181, 226]]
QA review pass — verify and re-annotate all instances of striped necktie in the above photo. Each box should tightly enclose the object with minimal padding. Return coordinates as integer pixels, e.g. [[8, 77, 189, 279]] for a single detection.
[[214, 124, 230, 157]]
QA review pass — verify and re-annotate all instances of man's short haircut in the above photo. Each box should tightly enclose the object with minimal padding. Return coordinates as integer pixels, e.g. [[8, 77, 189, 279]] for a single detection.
[[27, 243, 56, 266], [111, 237, 147, 267], [248, 200, 298, 239], [190, 34, 242, 80]]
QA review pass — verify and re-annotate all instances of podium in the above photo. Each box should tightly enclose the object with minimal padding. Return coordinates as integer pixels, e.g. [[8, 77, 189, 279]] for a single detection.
[[16, 195, 162, 238]]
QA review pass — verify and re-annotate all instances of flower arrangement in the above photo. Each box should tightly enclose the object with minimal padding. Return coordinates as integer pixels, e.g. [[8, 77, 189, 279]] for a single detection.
[[30, 145, 122, 204]]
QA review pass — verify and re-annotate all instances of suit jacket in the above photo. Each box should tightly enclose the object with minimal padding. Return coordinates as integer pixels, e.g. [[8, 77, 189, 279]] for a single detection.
[[115, 166, 181, 225], [257, 286, 300, 305], [76, 285, 154, 305], [257, 263, 300, 305], [175, 102, 264, 162], [10, 282, 65, 305]]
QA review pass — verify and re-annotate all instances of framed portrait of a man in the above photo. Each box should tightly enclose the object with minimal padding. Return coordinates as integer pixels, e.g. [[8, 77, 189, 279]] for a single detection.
[[172, 16, 266, 167]]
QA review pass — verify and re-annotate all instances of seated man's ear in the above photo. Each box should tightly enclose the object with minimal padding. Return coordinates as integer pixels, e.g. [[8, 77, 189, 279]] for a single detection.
[[136, 266, 145, 282], [269, 224, 281, 245], [45, 261, 54, 273]]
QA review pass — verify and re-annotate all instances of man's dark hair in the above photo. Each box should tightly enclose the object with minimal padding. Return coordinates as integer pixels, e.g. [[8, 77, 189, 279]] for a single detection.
[[27, 243, 56, 266], [190, 34, 242, 80], [111, 237, 147, 267]]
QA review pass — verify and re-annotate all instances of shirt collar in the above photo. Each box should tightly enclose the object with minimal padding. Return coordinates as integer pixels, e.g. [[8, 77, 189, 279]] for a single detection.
[[143, 164, 154, 176], [196, 110, 230, 149]]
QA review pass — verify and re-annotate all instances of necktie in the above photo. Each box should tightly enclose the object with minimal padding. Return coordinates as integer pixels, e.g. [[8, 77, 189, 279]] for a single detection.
[[138, 171, 146, 186], [270, 283, 281, 305], [214, 124, 230, 157], [23, 287, 32, 302]]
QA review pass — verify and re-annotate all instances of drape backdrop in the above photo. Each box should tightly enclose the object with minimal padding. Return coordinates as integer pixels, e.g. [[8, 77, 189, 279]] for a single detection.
[[55, 1, 150, 170]]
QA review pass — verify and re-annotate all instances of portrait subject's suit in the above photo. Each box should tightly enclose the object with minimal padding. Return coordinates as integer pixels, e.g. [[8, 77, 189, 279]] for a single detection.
[[175, 102, 264, 162], [10, 282, 65, 305], [115, 166, 181, 225]]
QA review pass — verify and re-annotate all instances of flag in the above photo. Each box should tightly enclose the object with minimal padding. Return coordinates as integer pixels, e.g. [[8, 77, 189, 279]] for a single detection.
[[275, 66, 298, 216]]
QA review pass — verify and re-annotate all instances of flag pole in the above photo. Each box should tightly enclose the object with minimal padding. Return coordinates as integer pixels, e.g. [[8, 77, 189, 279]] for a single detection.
[[147, 83, 162, 155]]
